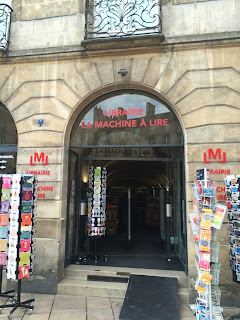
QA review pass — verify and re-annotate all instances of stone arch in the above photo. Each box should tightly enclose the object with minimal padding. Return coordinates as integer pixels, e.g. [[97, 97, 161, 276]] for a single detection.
[[62, 82, 187, 268]]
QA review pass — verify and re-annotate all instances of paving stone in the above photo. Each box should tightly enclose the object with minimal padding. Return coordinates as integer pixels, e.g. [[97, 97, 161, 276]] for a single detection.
[[49, 309, 86, 320], [87, 308, 114, 320], [32, 300, 53, 314], [110, 298, 123, 313], [22, 313, 49, 320], [87, 297, 111, 309], [52, 296, 86, 310], [32, 294, 55, 302], [54, 294, 85, 300], [0, 306, 26, 318]]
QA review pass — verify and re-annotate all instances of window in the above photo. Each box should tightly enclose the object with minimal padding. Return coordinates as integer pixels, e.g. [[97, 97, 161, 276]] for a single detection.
[[149, 126, 155, 135], [163, 122, 170, 132], [149, 137, 155, 145], [120, 131, 126, 139], [163, 135, 170, 145], [86, 0, 161, 39], [134, 128, 140, 136]]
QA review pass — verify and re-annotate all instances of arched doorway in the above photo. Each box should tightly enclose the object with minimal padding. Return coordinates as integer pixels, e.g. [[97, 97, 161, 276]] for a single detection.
[[0, 101, 17, 174], [65, 90, 187, 271]]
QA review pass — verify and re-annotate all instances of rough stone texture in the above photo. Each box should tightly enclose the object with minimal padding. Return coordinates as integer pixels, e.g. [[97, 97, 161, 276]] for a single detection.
[[162, 0, 240, 38], [35, 219, 60, 239], [96, 60, 115, 86], [12, 97, 72, 122], [12, 0, 81, 21], [75, 61, 102, 91], [35, 200, 62, 219], [185, 124, 240, 144], [17, 132, 64, 147], [10, 14, 85, 51]]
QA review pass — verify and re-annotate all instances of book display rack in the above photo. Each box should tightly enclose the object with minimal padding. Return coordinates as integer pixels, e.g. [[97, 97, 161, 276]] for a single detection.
[[0, 174, 36, 319], [191, 168, 227, 320]]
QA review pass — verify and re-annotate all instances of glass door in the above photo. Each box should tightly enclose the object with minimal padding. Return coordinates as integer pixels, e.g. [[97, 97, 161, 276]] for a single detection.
[[172, 159, 188, 272], [65, 151, 79, 266]]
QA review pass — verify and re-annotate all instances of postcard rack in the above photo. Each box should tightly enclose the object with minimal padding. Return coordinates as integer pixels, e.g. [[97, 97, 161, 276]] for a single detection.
[[190, 168, 226, 320], [225, 174, 240, 320], [0, 174, 36, 319], [82, 166, 107, 264]]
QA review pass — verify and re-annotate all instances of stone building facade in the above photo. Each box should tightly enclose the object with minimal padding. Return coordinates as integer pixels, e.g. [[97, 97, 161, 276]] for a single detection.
[[0, 0, 240, 303]]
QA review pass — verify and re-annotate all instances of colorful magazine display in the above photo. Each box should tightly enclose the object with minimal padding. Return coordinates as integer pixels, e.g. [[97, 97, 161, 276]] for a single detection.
[[0, 174, 36, 280], [225, 174, 240, 281], [191, 168, 226, 320]]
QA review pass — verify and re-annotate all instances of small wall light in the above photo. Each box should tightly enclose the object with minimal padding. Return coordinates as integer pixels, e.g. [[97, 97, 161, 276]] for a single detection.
[[118, 69, 128, 76]]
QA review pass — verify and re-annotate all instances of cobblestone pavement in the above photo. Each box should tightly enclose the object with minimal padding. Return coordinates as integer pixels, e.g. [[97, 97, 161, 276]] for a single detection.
[[0, 294, 239, 319]]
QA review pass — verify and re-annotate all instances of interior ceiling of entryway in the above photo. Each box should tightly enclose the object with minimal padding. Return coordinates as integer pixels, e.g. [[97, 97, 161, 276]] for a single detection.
[[74, 153, 169, 189], [103, 160, 168, 188]]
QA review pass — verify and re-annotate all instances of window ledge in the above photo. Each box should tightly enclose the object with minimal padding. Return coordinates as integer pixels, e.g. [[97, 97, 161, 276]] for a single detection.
[[81, 33, 165, 51]]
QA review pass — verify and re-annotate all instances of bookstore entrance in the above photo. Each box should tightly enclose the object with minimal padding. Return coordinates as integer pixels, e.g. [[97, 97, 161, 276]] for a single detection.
[[65, 91, 187, 272]]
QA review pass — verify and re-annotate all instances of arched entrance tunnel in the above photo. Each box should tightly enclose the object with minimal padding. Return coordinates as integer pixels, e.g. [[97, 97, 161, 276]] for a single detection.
[[65, 91, 187, 272]]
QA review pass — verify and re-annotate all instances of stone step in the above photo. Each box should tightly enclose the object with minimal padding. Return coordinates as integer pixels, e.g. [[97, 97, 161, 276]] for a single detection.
[[178, 287, 189, 304], [57, 278, 189, 303], [57, 279, 128, 299], [64, 265, 189, 288]]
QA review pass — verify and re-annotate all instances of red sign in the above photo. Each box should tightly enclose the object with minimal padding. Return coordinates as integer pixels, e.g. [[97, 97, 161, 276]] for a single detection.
[[204, 149, 226, 163], [30, 152, 48, 166], [210, 169, 230, 174], [18, 265, 30, 279]]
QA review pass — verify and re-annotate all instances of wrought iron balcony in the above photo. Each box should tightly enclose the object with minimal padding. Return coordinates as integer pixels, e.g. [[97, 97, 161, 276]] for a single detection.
[[84, 0, 162, 40], [0, 4, 12, 50]]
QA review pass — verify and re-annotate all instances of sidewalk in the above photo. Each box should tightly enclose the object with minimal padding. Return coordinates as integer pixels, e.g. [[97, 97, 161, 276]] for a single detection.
[[0, 293, 239, 320]]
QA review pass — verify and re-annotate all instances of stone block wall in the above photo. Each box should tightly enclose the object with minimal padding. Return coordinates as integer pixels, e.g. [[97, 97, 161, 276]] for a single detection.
[[0, 1, 240, 299]]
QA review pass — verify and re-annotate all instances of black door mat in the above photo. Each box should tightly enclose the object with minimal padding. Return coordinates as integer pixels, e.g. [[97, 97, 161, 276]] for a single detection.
[[119, 275, 179, 320]]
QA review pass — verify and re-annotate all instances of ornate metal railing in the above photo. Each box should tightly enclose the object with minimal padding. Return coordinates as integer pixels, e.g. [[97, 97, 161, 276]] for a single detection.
[[84, 0, 162, 39], [0, 4, 12, 50]]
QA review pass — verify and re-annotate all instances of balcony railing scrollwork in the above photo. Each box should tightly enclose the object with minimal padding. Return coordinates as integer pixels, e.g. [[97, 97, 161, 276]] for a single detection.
[[84, 0, 162, 40], [0, 4, 12, 50]]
